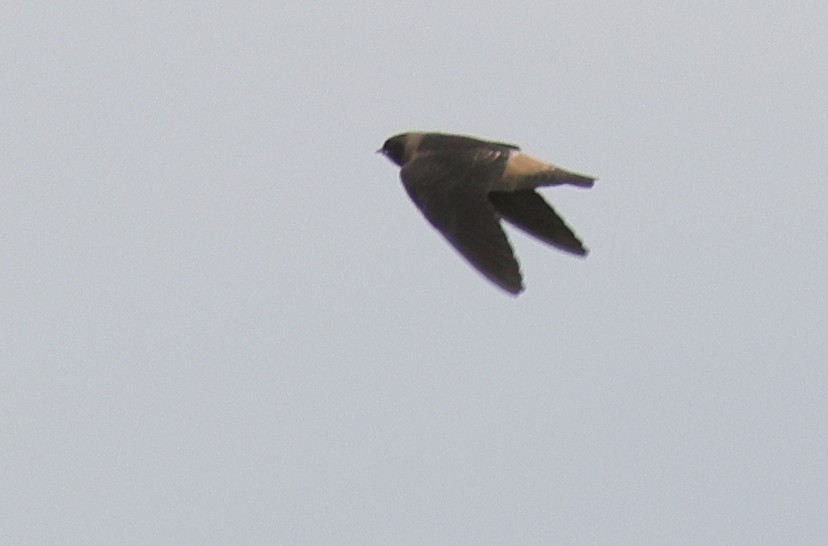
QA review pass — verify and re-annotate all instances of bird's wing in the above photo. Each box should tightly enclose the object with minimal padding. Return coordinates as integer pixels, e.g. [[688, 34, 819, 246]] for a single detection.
[[401, 153, 523, 294], [489, 190, 588, 256]]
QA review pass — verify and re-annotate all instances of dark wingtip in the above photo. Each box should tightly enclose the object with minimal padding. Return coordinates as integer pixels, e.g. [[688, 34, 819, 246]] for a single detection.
[[506, 283, 525, 296], [491, 275, 524, 296], [562, 240, 589, 257]]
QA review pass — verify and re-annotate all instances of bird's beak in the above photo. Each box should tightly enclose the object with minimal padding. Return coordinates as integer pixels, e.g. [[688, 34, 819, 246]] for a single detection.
[[376, 148, 384, 155]]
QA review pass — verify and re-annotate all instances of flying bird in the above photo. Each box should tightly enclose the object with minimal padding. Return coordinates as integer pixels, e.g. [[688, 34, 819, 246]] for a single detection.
[[378, 132, 595, 295]]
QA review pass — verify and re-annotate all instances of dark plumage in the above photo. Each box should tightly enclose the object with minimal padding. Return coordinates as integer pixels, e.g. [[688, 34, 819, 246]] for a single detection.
[[378, 132, 595, 295]]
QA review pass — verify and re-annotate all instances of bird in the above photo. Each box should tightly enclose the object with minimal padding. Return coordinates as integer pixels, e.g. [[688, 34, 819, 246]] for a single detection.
[[378, 131, 595, 295]]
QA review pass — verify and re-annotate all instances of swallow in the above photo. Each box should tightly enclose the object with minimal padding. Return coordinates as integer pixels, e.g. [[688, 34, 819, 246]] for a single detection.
[[378, 132, 595, 295]]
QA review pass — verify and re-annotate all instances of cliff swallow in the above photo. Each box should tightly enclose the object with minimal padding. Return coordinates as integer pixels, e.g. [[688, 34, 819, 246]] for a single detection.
[[379, 132, 595, 295]]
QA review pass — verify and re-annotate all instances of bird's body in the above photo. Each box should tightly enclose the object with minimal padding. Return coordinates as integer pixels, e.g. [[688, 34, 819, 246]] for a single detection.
[[378, 132, 595, 295]]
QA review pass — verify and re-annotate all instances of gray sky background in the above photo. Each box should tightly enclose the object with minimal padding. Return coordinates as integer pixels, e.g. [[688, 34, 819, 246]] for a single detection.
[[3, 2, 827, 544]]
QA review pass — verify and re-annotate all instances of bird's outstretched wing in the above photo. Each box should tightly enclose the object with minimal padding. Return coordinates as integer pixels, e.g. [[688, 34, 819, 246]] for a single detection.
[[489, 190, 588, 256], [401, 153, 523, 294]]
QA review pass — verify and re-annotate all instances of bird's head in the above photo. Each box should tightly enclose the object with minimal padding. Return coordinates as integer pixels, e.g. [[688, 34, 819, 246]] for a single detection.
[[377, 134, 409, 167]]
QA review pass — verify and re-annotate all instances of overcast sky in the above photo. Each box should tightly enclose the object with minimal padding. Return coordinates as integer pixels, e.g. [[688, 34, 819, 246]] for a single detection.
[[2, 2, 827, 544]]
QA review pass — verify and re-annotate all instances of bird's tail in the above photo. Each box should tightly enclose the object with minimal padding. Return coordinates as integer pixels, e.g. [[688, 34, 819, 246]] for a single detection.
[[550, 168, 596, 188], [523, 168, 596, 189]]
